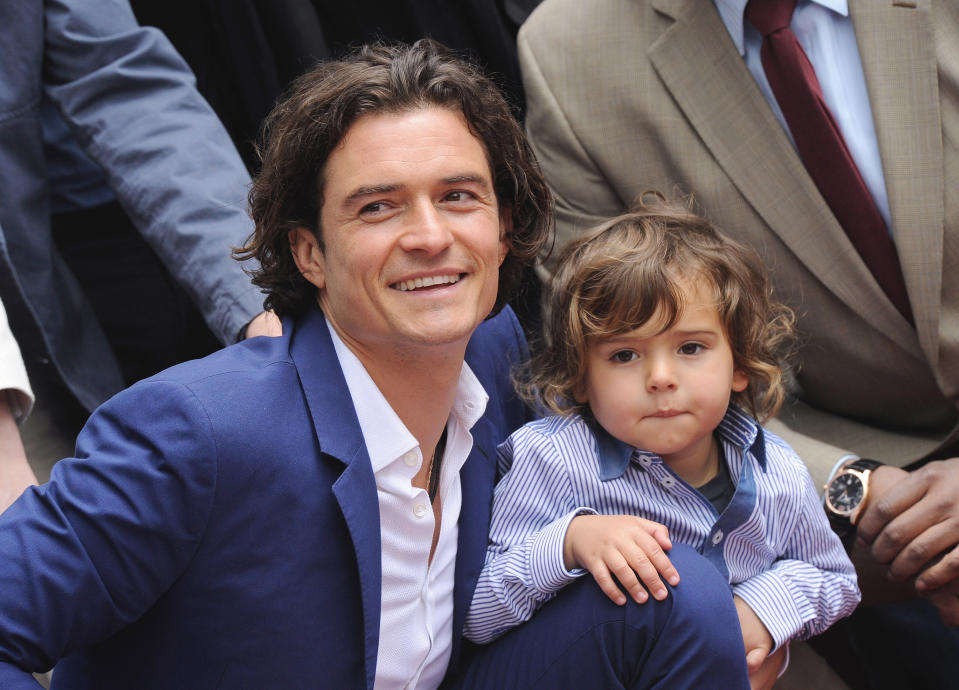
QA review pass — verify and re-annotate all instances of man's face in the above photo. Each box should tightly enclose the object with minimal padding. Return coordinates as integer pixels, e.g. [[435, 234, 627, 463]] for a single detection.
[[290, 107, 508, 363]]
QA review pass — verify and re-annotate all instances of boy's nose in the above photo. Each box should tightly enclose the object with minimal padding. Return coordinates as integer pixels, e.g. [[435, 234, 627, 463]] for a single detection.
[[645, 358, 678, 392]]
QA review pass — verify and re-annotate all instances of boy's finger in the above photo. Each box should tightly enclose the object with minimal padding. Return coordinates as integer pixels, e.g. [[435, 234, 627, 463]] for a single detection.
[[745, 647, 767, 673], [625, 551, 668, 601], [637, 518, 672, 550], [634, 535, 680, 587], [608, 556, 649, 604], [587, 562, 628, 606]]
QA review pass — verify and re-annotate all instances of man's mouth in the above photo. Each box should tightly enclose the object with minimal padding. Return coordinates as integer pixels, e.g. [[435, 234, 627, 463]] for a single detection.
[[391, 273, 462, 292]]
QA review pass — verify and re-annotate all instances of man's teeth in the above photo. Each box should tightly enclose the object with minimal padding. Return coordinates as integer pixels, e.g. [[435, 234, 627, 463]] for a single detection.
[[394, 274, 461, 291]]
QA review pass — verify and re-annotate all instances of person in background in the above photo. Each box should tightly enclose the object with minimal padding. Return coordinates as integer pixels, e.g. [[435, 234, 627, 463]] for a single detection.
[[2, 0, 278, 483]]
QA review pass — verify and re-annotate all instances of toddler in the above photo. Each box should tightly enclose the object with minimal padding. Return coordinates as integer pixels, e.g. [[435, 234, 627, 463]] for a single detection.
[[465, 197, 860, 680]]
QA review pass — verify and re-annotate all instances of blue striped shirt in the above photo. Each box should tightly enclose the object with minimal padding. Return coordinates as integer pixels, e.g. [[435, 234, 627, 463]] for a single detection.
[[465, 407, 860, 649]]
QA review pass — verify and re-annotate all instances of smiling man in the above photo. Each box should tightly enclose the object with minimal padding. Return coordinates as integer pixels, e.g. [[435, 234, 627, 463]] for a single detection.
[[0, 41, 748, 689]]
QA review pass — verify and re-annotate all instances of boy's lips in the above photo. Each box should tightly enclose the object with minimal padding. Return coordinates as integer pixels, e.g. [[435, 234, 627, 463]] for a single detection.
[[649, 409, 682, 418]]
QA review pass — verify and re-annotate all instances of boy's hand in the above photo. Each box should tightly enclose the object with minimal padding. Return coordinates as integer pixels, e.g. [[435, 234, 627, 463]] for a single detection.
[[734, 595, 781, 689], [563, 514, 678, 605]]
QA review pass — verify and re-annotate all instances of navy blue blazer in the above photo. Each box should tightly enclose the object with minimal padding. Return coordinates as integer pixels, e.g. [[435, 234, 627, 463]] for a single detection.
[[0, 306, 531, 689]]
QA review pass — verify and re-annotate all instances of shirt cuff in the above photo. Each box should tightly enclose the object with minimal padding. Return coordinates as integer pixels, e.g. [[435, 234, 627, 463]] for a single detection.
[[733, 572, 813, 651], [529, 507, 596, 592]]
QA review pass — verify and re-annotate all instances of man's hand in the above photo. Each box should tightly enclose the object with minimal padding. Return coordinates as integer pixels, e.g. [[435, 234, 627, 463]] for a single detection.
[[243, 310, 282, 338], [855, 459, 959, 624], [734, 595, 782, 689], [563, 514, 678, 605]]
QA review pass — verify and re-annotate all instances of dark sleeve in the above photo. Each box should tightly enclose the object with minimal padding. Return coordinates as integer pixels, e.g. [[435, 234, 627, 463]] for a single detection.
[[0, 379, 217, 683]]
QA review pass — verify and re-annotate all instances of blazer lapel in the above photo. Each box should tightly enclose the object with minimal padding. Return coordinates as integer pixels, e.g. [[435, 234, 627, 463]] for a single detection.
[[450, 420, 496, 666], [852, 0, 943, 365], [289, 310, 382, 690], [648, 0, 915, 350]]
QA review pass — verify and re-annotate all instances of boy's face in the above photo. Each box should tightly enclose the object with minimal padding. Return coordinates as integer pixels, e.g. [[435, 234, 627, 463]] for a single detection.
[[575, 281, 748, 472]]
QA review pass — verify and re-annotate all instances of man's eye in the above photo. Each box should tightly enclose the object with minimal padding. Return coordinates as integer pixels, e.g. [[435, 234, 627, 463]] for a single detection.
[[610, 350, 637, 363], [444, 190, 475, 203], [359, 201, 387, 215], [678, 343, 703, 355]]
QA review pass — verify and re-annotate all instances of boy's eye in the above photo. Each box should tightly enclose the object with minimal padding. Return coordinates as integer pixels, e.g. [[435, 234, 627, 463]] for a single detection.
[[610, 350, 638, 363], [678, 342, 704, 355]]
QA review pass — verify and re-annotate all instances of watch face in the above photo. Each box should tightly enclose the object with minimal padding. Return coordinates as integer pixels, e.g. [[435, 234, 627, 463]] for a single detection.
[[827, 472, 865, 514]]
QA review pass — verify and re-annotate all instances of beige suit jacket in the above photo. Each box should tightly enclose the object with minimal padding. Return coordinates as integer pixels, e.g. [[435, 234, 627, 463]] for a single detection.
[[519, 0, 959, 485]]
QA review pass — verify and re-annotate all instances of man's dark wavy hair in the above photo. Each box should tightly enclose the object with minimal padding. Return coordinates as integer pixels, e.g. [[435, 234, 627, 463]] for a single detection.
[[235, 39, 552, 319]]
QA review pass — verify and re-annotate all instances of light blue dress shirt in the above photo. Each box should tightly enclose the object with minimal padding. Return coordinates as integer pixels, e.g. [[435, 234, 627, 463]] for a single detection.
[[714, 0, 893, 232], [465, 406, 860, 650]]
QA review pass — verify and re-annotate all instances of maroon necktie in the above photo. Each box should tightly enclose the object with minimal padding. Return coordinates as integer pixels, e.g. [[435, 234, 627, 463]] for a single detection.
[[745, 0, 913, 323]]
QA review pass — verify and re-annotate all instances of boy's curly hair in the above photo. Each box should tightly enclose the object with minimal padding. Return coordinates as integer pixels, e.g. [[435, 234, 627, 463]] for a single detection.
[[521, 193, 795, 423]]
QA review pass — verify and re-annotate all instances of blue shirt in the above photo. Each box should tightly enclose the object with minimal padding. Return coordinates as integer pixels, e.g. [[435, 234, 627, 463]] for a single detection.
[[714, 0, 892, 231], [465, 406, 860, 650]]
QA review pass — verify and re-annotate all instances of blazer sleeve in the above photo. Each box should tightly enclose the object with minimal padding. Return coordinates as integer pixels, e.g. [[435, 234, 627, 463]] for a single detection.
[[41, 0, 262, 344], [0, 379, 217, 683]]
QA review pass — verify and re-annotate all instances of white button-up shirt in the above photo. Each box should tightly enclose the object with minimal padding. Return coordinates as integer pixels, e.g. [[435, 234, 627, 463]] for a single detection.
[[329, 322, 488, 689]]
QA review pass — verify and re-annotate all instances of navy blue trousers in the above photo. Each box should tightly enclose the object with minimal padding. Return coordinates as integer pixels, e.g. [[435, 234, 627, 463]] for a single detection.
[[449, 545, 749, 689]]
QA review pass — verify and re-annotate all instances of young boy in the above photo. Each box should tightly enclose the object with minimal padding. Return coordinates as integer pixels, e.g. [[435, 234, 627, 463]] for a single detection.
[[465, 197, 860, 679]]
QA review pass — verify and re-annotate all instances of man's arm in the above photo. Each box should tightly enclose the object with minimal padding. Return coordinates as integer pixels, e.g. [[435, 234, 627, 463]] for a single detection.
[[0, 379, 216, 682], [42, 0, 263, 345]]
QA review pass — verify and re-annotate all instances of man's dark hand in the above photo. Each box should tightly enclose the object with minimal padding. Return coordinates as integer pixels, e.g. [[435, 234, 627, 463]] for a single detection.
[[855, 459, 959, 624]]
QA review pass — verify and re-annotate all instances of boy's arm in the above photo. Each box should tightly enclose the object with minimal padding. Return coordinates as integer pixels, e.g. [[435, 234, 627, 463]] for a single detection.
[[464, 431, 589, 644], [732, 464, 860, 650]]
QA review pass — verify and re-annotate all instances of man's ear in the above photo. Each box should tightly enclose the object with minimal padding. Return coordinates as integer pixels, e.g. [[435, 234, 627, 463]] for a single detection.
[[289, 227, 326, 289], [498, 207, 512, 266]]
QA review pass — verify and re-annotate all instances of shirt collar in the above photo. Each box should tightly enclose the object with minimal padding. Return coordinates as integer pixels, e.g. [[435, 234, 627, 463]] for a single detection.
[[590, 405, 767, 481], [714, 0, 849, 56], [327, 316, 488, 473]]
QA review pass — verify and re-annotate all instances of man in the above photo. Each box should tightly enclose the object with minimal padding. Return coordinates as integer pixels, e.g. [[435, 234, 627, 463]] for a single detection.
[[518, 0, 958, 686], [0, 41, 748, 689]]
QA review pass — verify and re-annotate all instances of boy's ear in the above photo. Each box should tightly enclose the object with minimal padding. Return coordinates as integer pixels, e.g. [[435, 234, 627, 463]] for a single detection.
[[572, 381, 589, 404], [289, 227, 326, 289], [732, 369, 749, 393]]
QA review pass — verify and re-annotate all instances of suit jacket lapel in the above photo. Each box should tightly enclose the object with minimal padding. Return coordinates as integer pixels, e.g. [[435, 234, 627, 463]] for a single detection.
[[450, 419, 496, 666], [852, 0, 943, 365], [289, 310, 381, 690], [648, 0, 915, 350]]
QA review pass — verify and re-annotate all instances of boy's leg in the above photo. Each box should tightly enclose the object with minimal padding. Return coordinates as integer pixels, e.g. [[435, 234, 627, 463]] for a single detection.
[[449, 544, 749, 689]]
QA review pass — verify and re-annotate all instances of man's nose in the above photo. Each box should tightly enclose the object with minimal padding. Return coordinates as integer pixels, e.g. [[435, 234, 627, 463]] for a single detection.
[[399, 199, 454, 254]]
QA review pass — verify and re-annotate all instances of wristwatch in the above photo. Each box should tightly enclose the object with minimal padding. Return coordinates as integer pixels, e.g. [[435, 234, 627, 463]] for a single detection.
[[823, 458, 882, 553]]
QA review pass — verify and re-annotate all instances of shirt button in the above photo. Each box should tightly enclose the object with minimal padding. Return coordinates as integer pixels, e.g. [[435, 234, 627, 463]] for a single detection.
[[661, 476, 676, 488], [413, 503, 429, 518], [403, 452, 418, 467], [639, 456, 653, 467], [711, 530, 724, 545]]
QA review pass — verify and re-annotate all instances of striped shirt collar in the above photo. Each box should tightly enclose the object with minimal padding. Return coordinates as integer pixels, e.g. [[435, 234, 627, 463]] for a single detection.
[[589, 405, 767, 481]]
